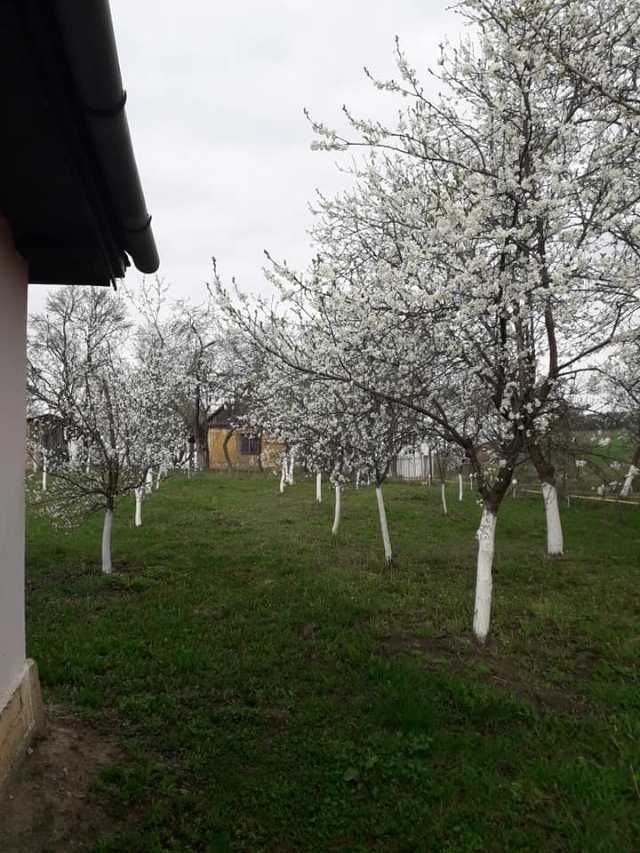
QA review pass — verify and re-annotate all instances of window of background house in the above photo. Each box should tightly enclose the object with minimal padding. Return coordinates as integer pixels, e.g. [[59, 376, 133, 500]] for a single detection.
[[239, 434, 261, 455]]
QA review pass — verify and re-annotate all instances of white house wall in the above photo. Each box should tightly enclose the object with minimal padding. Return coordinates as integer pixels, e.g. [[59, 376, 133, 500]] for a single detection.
[[0, 216, 28, 711]]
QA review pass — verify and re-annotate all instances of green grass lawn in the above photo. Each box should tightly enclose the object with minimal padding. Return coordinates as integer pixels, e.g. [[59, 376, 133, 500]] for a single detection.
[[26, 473, 640, 852]]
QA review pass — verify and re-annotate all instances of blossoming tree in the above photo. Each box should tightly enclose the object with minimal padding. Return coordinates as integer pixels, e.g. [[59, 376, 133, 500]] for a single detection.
[[28, 287, 186, 572]]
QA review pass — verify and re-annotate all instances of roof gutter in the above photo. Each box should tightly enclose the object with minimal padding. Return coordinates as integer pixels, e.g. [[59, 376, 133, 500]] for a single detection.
[[52, 0, 159, 275]]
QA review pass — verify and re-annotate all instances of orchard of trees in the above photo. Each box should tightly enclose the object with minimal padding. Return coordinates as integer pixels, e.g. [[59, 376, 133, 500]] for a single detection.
[[28, 0, 640, 644]]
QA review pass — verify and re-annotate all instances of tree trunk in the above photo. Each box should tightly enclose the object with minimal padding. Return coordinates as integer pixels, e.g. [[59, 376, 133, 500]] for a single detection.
[[541, 482, 563, 556], [441, 482, 448, 515], [620, 446, 639, 496], [145, 467, 154, 495], [134, 487, 143, 527], [528, 438, 564, 557], [193, 389, 209, 470], [458, 472, 463, 502], [102, 508, 113, 574], [473, 506, 497, 643], [257, 431, 264, 472], [428, 449, 433, 486], [279, 456, 287, 493], [222, 429, 235, 471], [375, 483, 392, 566], [316, 471, 322, 503], [41, 449, 48, 492], [155, 467, 162, 490], [287, 451, 295, 485], [332, 484, 341, 535], [620, 465, 638, 497], [469, 449, 519, 643]]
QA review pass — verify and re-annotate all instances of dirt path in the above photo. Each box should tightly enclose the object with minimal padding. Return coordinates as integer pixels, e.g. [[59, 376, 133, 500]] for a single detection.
[[0, 705, 126, 852]]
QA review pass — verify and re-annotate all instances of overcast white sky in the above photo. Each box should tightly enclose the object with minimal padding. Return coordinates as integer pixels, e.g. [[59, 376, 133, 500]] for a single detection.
[[28, 0, 466, 314]]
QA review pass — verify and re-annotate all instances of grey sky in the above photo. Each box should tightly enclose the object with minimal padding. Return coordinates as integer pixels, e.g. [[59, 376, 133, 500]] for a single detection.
[[28, 0, 466, 314]]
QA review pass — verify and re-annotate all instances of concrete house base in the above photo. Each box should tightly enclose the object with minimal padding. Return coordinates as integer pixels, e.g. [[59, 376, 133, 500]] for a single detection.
[[0, 660, 44, 791]]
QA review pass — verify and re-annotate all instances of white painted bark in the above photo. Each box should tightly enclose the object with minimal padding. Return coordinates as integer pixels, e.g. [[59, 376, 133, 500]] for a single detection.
[[279, 457, 287, 493], [441, 482, 448, 515], [316, 472, 322, 503], [134, 487, 143, 527], [469, 473, 473, 490], [427, 451, 433, 486], [68, 439, 80, 467], [458, 473, 463, 502], [287, 452, 295, 485], [355, 470, 361, 490], [332, 484, 341, 535], [375, 485, 392, 566], [155, 467, 162, 490], [541, 481, 563, 556], [41, 450, 47, 492], [620, 464, 638, 497], [145, 468, 154, 495], [511, 479, 518, 498], [473, 508, 497, 643], [102, 509, 113, 575]]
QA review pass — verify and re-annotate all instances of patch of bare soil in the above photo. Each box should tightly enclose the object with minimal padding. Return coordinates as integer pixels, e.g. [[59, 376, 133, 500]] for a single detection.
[[0, 705, 127, 853], [380, 632, 591, 715]]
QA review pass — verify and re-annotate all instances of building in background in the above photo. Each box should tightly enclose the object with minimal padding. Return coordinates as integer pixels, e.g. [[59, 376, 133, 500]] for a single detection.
[[208, 404, 285, 471]]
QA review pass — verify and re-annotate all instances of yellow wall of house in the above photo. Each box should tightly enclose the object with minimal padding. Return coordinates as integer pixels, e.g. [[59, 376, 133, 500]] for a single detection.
[[207, 428, 285, 470]]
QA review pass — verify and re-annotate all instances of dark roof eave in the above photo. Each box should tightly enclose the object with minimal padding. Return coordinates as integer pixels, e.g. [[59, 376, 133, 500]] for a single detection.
[[52, 0, 159, 275]]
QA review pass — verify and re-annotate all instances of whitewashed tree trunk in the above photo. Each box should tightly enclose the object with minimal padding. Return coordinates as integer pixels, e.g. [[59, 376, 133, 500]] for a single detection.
[[428, 451, 433, 486], [355, 470, 361, 490], [145, 467, 154, 495], [441, 482, 448, 515], [458, 472, 463, 501], [316, 471, 322, 503], [287, 452, 295, 485], [102, 508, 113, 575], [541, 481, 563, 556], [155, 467, 162, 490], [375, 484, 392, 566], [620, 464, 638, 497], [469, 472, 473, 490], [473, 507, 497, 643], [332, 484, 341, 535], [511, 479, 518, 498], [134, 487, 144, 527], [279, 456, 287, 493], [68, 439, 80, 467], [41, 449, 48, 492]]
